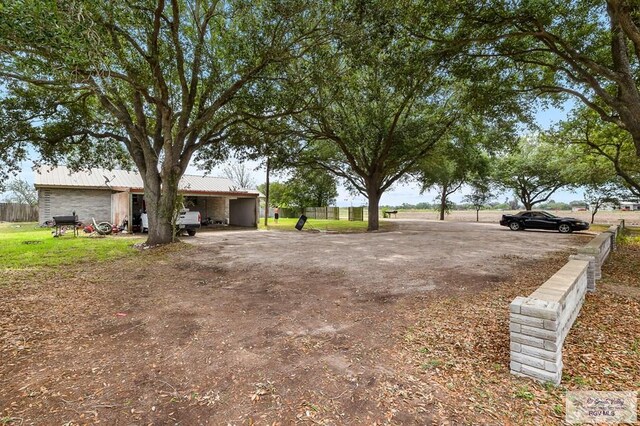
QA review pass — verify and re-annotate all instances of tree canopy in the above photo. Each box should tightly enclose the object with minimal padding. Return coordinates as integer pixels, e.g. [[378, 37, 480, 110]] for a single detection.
[[415, 122, 493, 220], [2, 178, 38, 206], [0, 0, 324, 243], [3, 0, 635, 237], [492, 136, 575, 210], [427, 1, 640, 157], [553, 107, 640, 196], [258, 167, 337, 213], [273, 1, 520, 230]]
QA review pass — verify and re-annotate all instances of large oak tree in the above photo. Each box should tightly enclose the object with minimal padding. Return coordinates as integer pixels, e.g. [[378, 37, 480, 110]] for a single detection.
[[282, 1, 517, 231], [492, 136, 575, 210], [0, 0, 323, 244]]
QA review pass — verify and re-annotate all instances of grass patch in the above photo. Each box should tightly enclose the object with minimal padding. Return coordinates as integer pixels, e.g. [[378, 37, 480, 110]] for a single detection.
[[514, 386, 535, 401], [587, 224, 610, 232], [420, 359, 443, 370], [258, 217, 392, 233], [0, 222, 143, 270]]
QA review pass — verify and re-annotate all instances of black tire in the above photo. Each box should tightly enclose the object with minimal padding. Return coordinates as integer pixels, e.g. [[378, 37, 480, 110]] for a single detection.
[[558, 223, 573, 233], [187, 229, 196, 236], [509, 221, 522, 231]]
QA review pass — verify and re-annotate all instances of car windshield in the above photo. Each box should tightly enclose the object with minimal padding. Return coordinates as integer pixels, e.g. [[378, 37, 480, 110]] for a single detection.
[[541, 211, 557, 218]]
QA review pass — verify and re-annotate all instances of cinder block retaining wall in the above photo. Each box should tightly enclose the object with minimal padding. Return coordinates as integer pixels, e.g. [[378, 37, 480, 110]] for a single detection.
[[509, 221, 625, 384]]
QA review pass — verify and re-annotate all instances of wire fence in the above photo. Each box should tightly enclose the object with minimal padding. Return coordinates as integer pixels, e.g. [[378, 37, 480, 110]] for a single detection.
[[262, 206, 368, 221]]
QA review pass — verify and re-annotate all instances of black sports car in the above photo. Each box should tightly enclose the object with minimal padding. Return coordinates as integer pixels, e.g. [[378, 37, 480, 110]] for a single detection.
[[499, 211, 590, 233]]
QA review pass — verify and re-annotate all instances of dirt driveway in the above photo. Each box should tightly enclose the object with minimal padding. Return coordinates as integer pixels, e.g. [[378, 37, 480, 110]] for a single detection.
[[192, 220, 590, 297], [1, 220, 591, 424]]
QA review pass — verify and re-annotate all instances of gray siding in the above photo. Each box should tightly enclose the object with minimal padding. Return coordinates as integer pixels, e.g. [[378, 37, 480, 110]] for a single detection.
[[229, 198, 257, 227], [38, 188, 112, 225]]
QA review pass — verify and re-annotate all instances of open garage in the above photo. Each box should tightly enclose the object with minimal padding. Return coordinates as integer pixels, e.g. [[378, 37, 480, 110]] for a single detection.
[[35, 166, 260, 230]]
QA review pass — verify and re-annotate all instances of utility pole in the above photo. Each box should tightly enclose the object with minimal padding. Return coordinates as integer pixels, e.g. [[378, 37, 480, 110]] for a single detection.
[[264, 157, 270, 227]]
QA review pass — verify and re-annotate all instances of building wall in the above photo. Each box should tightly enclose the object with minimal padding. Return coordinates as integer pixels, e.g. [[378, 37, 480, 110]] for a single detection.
[[200, 197, 228, 223], [38, 188, 112, 224]]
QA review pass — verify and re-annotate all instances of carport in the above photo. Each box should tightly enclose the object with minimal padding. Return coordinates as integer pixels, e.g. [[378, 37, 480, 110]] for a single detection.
[[35, 166, 261, 230]]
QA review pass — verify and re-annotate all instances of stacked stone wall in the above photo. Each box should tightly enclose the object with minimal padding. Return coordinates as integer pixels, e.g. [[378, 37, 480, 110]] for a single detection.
[[509, 221, 624, 384]]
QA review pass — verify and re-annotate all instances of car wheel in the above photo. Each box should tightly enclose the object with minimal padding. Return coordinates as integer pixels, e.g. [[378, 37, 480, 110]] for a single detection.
[[558, 223, 573, 233], [509, 221, 522, 231], [187, 229, 196, 236]]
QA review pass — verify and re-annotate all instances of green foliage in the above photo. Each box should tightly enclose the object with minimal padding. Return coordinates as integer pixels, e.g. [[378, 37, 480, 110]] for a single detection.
[[257, 181, 288, 209], [492, 136, 574, 210], [553, 108, 640, 196], [275, 1, 519, 230], [514, 386, 535, 401], [464, 178, 495, 218], [282, 168, 338, 210], [536, 201, 572, 211], [416, 134, 492, 218], [259, 168, 338, 213], [553, 404, 563, 417], [0, 0, 324, 243], [381, 202, 434, 210], [425, 1, 640, 158]]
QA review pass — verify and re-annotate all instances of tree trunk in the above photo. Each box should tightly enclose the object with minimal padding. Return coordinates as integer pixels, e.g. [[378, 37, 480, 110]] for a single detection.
[[439, 185, 448, 220], [366, 187, 380, 231], [142, 169, 179, 245], [523, 200, 533, 210], [476, 208, 480, 222], [591, 203, 599, 224]]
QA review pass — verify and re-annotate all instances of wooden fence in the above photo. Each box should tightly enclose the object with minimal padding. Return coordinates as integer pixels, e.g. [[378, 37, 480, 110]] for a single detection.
[[0, 203, 39, 222]]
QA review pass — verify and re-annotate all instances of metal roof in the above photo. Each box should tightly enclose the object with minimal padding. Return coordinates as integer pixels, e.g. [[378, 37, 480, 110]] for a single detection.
[[35, 166, 259, 195]]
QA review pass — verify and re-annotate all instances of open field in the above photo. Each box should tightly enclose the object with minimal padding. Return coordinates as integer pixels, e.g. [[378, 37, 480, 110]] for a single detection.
[[1, 221, 638, 424], [395, 209, 640, 226]]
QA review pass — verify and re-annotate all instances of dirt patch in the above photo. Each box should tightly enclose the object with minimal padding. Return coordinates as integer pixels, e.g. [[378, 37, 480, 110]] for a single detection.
[[0, 221, 606, 424], [398, 233, 640, 424]]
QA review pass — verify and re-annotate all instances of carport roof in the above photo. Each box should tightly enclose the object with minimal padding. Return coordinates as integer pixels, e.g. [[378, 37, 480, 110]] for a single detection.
[[35, 166, 260, 195]]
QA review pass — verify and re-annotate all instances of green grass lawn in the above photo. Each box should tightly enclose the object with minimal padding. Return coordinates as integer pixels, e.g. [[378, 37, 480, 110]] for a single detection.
[[259, 217, 389, 232], [0, 222, 144, 270]]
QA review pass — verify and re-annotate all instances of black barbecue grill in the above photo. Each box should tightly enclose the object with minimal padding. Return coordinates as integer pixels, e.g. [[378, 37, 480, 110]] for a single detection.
[[53, 213, 80, 237]]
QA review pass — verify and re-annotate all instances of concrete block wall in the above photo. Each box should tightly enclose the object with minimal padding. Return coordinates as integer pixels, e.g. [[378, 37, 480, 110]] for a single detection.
[[510, 223, 624, 384], [203, 197, 228, 223], [604, 222, 623, 251], [38, 188, 112, 224], [510, 260, 589, 384], [568, 254, 596, 291], [576, 233, 612, 283]]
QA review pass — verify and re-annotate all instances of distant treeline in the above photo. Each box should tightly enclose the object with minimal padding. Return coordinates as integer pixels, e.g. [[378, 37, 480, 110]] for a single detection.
[[382, 200, 586, 211]]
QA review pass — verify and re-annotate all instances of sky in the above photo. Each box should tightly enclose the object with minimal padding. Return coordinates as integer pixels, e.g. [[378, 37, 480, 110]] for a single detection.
[[186, 101, 584, 207], [4, 102, 585, 207]]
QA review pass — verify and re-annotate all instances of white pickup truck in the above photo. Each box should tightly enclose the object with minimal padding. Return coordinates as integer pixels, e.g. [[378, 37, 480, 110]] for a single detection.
[[141, 209, 201, 236]]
